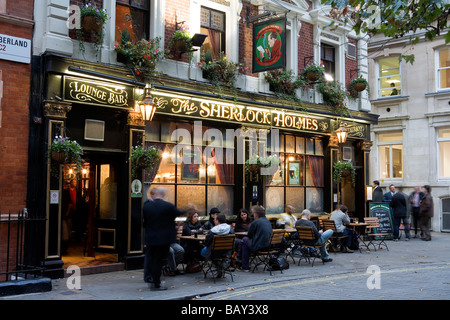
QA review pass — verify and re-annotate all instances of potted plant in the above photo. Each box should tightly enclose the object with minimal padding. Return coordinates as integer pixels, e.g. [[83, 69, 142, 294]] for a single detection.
[[333, 161, 356, 186], [130, 145, 162, 179], [265, 68, 307, 98], [197, 52, 248, 97], [317, 80, 351, 117], [168, 28, 193, 63], [49, 136, 84, 173], [114, 37, 168, 83], [348, 75, 370, 98], [301, 64, 325, 82], [245, 154, 280, 176], [76, 2, 109, 55]]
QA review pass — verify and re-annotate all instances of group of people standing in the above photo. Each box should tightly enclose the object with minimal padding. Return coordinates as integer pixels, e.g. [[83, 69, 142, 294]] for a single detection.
[[372, 181, 434, 241]]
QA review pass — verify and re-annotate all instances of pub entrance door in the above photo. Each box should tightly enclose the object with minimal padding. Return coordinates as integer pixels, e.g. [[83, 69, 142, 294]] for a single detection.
[[61, 152, 127, 265]]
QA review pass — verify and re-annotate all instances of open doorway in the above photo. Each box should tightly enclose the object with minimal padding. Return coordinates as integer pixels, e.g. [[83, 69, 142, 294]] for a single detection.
[[61, 153, 126, 270]]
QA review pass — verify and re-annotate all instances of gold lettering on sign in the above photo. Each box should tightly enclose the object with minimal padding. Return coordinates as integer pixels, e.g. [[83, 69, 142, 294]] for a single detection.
[[171, 98, 198, 114]]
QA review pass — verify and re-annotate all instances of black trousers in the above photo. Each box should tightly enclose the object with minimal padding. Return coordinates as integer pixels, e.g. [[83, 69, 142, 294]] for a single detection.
[[145, 244, 170, 287]]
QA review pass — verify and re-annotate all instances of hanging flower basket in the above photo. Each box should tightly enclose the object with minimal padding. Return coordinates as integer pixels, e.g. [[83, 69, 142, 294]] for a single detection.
[[301, 64, 325, 83], [82, 15, 103, 33], [51, 150, 66, 163], [130, 145, 163, 179], [306, 71, 321, 82], [353, 82, 366, 92], [333, 161, 356, 186]]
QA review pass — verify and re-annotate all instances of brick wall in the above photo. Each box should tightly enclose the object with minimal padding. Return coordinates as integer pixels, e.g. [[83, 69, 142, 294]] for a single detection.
[[165, 0, 191, 63], [345, 37, 358, 88], [298, 22, 314, 72], [0, 2, 33, 276]]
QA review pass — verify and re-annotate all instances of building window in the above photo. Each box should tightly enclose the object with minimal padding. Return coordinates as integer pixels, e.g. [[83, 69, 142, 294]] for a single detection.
[[378, 131, 403, 179], [378, 57, 401, 97], [200, 6, 225, 61], [115, 0, 150, 43], [144, 120, 234, 216], [321, 43, 335, 81], [438, 127, 450, 178], [265, 134, 324, 214], [437, 47, 450, 90]]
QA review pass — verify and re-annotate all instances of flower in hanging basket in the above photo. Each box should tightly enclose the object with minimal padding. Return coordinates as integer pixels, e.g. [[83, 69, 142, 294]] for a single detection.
[[168, 28, 194, 62], [76, 2, 109, 54], [114, 36, 168, 83], [332, 161, 356, 186], [49, 136, 84, 172], [301, 64, 325, 82], [130, 145, 163, 179], [245, 154, 280, 175], [348, 75, 370, 98], [265, 68, 308, 98]]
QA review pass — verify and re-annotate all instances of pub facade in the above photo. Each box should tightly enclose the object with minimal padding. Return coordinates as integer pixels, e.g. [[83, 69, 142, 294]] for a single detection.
[[29, 0, 377, 277]]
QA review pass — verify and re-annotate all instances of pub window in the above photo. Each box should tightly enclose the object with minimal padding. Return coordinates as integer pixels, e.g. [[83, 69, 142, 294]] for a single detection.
[[321, 43, 335, 81], [115, 0, 150, 43], [266, 134, 324, 214], [438, 127, 450, 178], [378, 131, 403, 179], [144, 121, 234, 216], [378, 56, 401, 97], [200, 6, 225, 61], [437, 47, 450, 90]]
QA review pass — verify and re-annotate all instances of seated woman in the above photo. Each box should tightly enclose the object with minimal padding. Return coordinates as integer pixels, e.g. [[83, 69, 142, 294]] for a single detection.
[[181, 207, 204, 264], [234, 208, 253, 232]]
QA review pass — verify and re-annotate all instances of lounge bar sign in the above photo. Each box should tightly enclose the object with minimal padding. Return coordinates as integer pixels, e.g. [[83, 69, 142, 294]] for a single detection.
[[151, 91, 333, 134], [63, 77, 133, 108]]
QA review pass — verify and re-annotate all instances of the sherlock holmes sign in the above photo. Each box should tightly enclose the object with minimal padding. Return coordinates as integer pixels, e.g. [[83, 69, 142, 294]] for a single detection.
[[252, 18, 286, 73], [152, 91, 334, 134], [63, 77, 132, 108]]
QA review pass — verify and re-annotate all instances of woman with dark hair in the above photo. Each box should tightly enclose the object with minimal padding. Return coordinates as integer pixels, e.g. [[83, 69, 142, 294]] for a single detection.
[[181, 206, 204, 265], [419, 185, 434, 241], [234, 208, 253, 232]]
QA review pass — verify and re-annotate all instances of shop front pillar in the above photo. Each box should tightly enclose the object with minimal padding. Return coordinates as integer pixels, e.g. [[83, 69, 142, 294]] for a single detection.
[[359, 140, 373, 217], [42, 99, 72, 278], [328, 136, 339, 209]]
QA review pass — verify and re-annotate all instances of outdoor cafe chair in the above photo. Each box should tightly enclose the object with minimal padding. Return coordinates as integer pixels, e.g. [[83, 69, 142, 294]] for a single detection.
[[295, 226, 325, 267], [322, 219, 349, 253], [250, 229, 285, 276], [202, 234, 236, 282], [364, 217, 390, 251]]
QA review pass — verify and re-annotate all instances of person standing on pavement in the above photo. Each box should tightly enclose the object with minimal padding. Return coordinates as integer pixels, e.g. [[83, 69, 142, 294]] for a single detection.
[[295, 209, 333, 262], [372, 180, 384, 202], [238, 205, 272, 271], [143, 187, 183, 290], [390, 186, 411, 241], [383, 184, 396, 202], [419, 185, 434, 241], [409, 185, 425, 238]]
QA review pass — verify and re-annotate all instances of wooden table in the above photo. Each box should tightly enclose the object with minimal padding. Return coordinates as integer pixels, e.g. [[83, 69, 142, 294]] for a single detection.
[[179, 234, 206, 241]]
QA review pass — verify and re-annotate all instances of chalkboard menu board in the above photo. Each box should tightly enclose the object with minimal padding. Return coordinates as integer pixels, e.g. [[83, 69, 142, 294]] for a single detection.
[[369, 202, 394, 239]]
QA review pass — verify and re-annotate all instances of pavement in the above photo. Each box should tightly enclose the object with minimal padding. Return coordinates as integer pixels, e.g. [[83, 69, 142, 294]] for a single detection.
[[1, 232, 450, 302]]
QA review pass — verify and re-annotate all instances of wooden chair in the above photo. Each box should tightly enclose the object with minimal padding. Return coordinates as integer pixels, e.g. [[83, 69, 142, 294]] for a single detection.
[[318, 216, 329, 229], [202, 234, 236, 282], [250, 229, 285, 276], [295, 226, 325, 267], [322, 219, 349, 252], [364, 217, 389, 251]]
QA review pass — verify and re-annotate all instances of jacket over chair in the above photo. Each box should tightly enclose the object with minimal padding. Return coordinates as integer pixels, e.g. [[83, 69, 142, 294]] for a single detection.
[[250, 229, 285, 276]]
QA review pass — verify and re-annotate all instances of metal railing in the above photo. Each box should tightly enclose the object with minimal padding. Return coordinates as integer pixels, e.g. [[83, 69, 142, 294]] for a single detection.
[[0, 210, 46, 282]]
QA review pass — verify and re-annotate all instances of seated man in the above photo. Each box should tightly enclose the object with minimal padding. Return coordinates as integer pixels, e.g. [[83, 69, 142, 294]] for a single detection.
[[202, 214, 234, 261], [330, 204, 354, 253], [295, 209, 333, 262], [238, 206, 273, 271], [166, 242, 185, 276], [277, 204, 297, 229]]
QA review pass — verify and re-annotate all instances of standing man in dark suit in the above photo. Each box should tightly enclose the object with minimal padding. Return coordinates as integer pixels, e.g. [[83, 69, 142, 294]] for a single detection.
[[143, 187, 183, 290], [383, 184, 396, 202], [390, 187, 410, 241], [372, 180, 384, 202]]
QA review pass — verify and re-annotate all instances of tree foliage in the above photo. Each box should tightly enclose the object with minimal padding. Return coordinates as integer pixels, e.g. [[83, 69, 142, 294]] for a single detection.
[[322, 0, 450, 63]]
